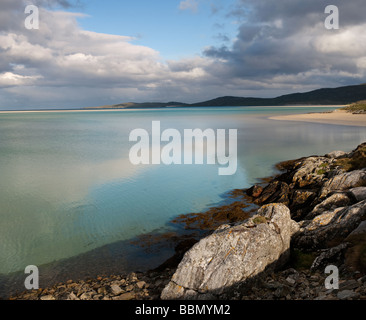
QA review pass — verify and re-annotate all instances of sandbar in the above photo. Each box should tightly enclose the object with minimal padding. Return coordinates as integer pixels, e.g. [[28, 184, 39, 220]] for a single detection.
[[269, 109, 366, 127]]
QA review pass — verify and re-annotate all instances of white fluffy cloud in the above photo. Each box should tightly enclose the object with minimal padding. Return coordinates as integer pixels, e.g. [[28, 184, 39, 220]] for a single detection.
[[0, 0, 366, 109], [0, 1, 220, 107]]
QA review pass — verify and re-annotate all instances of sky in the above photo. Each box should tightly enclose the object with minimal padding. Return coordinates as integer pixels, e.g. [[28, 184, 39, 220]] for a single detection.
[[0, 0, 366, 109]]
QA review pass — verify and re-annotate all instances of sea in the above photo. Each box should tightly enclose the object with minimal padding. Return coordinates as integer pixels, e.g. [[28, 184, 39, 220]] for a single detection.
[[0, 106, 365, 297]]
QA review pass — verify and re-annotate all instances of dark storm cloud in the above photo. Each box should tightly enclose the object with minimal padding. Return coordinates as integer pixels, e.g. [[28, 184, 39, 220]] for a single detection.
[[204, 0, 366, 87]]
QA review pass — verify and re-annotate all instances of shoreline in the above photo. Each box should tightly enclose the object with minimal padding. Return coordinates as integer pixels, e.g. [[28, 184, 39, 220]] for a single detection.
[[8, 142, 366, 300], [269, 109, 366, 127], [0, 105, 344, 114]]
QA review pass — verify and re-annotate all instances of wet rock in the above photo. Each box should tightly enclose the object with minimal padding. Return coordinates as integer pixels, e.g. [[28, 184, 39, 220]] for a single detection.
[[254, 181, 290, 205], [246, 185, 263, 198]]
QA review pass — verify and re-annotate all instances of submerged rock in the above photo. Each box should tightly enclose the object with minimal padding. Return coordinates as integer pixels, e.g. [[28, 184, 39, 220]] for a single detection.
[[161, 204, 299, 300]]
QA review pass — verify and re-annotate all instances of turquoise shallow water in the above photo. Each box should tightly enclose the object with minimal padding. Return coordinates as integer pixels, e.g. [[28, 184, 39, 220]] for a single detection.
[[0, 106, 366, 296]]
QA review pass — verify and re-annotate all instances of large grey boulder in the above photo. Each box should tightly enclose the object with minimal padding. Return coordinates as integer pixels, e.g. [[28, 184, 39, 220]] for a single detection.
[[161, 204, 299, 300], [320, 169, 366, 198], [293, 200, 366, 250]]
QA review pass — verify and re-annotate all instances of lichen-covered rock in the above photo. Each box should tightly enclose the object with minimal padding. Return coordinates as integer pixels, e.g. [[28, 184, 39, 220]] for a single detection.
[[293, 200, 366, 250], [305, 192, 351, 220], [291, 157, 331, 189], [254, 181, 290, 205], [161, 204, 299, 300], [320, 169, 366, 198], [325, 151, 347, 159]]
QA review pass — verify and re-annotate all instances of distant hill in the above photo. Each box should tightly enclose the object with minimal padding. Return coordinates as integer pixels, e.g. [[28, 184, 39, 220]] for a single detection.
[[86, 101, 188, 109], [190, 84, 366, 106], [85, 83, 366, 109]]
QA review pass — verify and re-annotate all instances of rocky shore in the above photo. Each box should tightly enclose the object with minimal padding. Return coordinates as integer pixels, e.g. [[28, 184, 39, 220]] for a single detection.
[[9, 142, 366, 300], [9, 270, 175, 301]]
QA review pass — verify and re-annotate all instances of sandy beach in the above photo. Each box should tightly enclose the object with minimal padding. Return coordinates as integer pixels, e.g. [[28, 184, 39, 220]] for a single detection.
[[269, 109, 366, 127]]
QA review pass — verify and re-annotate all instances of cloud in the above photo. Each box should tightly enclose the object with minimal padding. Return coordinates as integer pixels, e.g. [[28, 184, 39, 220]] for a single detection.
[[0, 72, 41, 87], [204, 0, 366, 90], [0, 0, 366, 109], [0, 1, 219, 107], [179, 0, 199, 13]]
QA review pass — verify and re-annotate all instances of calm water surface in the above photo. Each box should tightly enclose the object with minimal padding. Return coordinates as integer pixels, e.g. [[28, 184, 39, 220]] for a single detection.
[[0, 106, 365, 297]]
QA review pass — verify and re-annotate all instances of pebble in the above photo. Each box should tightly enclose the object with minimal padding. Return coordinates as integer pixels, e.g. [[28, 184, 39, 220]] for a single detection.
[[8, 265, 366, 301], [113, 292, 135, 300], [136, 281, 146, 289], [125, 285, 134, 292], [110, 284, 124, 295], [40, 295, 56, 301], [337, 290, 359, 300], [285, 276, 296, 286], [9, 268, 175, 301]]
